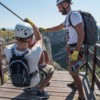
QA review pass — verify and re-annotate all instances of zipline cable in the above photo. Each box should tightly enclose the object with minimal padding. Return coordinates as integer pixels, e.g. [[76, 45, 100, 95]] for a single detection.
[[0, 2, 24, 22]]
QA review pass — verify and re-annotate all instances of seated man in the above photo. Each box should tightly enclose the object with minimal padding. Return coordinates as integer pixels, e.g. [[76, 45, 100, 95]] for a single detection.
[[4, 19, 54, 99], [38, 42, 52, 87], [28, 24, 53, 88]]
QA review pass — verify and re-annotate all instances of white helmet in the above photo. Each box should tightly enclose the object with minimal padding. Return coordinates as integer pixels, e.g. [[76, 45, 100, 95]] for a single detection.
[[15, 23, 33, 38], [56, 0, 64, 5], [56, 0, 71, 5]]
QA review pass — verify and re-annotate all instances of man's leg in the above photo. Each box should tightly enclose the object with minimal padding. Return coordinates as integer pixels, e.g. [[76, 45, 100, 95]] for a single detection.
[[71, 74, 85, 99], [36, 64, 54, 99], [68, 60, 85, 100], [39, 71, 53, 92], [67, 81, 76, 89]]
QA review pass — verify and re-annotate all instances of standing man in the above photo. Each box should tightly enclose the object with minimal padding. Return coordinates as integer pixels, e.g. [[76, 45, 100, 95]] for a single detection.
[[43, 0, 85, 100]]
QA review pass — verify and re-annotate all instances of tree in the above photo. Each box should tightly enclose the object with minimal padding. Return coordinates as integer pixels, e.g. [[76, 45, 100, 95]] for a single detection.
[[2, 28, 6, 31]]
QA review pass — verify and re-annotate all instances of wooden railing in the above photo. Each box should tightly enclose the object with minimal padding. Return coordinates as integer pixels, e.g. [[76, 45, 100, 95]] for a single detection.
[[0, 41, 15, 84], [85, 43, 100, 91], [0, 42, 100, 92]]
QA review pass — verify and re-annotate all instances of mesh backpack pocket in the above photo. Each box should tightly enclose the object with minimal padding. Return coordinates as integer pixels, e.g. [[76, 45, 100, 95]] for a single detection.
[[9, 48, 31, 87]]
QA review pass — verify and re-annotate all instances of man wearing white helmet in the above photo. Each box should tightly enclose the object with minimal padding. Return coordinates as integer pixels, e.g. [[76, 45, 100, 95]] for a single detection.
[[4, 19, 54, 99], [42, 0, 85, 100]]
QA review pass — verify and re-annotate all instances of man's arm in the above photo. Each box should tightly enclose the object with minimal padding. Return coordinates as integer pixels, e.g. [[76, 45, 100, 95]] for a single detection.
[[46, 24, 65, 32], [75, 22, 85, 51], [24, 18, 42, 45], [70, 22, 85, 61], [39, 51, 50, 64]]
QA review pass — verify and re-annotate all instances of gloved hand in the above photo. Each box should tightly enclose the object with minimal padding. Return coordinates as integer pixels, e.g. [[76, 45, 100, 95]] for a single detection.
[[24, 18, 35, 26], [39, 27, 47, 32], [71, 50, 79, 61]]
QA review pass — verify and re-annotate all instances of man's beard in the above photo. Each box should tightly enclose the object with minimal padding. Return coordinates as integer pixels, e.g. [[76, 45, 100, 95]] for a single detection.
[[61, 8, 67, 15], [60, 4, 70, 15]]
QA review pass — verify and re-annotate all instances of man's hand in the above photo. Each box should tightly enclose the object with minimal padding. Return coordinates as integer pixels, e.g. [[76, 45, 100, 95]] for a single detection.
[[71, 50, 79, 61], [39, 28, 47, 32], [24, 18, 35, 26]]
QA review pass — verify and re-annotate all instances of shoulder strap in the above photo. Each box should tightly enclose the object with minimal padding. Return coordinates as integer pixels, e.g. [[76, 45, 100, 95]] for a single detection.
[[68, 11, 75, 28], [69, 11, 82, 34], [69, 11, 82, 29], [11, 48, 16, 57], [21, 50, 29, 58]]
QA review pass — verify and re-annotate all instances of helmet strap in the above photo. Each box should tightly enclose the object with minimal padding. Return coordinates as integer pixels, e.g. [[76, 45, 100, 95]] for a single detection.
[[60, 3, 70, 14], [65, 3, 70, 9], [20, 38, 29, 42]]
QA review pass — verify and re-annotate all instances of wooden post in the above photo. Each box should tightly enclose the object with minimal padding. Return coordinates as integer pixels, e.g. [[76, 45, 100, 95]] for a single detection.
[[0, 44, 4, 85], [91, 45, 97, 91]]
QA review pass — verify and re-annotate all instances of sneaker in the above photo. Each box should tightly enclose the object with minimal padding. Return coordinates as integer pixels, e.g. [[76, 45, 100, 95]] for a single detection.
[[74, 97, 85, 100], [24, 88, 32, 93], [36, 90, 49, 99], [67, 81, 77, 89], [24, 88, 39, 95]]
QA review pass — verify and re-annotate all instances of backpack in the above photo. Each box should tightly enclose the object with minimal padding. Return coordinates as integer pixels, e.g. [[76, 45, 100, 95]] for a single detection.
[[9, 48, 38, 87], [69, 10, 98, 45]]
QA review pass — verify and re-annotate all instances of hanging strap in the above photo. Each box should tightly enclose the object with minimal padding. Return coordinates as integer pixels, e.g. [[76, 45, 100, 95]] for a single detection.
[[11, 48, 16, 57], [29, 70, 38, 78]]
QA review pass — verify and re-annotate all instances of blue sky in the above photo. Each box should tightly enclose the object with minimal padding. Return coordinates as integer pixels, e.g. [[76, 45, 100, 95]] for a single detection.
[[0, 0, 100, 29]]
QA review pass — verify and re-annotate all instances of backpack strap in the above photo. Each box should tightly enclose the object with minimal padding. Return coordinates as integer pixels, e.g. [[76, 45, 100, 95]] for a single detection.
[[21, 50, 29, 58], [68, 11, 75, 28], [69, 11, 80, 34], [11, 48, 16, 57]]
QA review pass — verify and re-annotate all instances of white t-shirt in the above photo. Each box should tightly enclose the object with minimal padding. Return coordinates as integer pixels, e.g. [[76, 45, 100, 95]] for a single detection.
[[4, 43, 42, 87], [63, 10, 83, 44]]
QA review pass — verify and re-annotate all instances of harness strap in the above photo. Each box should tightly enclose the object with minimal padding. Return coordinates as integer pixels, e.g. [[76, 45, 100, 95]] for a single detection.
[[29, 70, 38, 78], [68, 11, 75, 28], [39, 67, 47, 78], [68, 43, 77, 48]]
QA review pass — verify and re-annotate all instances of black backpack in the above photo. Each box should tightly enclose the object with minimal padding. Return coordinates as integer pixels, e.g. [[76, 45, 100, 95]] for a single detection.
[[69, 10, 98, 45], [9, 48, 38, 87]]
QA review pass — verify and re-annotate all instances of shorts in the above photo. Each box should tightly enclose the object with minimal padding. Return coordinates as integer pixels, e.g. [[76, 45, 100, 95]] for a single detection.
[[66, 44, 84, 75], [37, 64, 54, 86]]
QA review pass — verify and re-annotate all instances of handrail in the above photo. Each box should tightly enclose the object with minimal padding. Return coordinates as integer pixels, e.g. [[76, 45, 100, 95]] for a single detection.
[[86, 43, 100, 91], [0, 40, 16, 46], [0, 43, 4, 84], [0, 41, 15, 84]]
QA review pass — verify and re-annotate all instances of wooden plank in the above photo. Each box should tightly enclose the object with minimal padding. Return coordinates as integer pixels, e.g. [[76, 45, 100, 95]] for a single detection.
[[0, 71, 98, 100], [0, 87, 23, 93], [0, 90, 39, 100], [95, 74, 100, 90], [0, 98, 11, 100], [95, 56, 100, 68]]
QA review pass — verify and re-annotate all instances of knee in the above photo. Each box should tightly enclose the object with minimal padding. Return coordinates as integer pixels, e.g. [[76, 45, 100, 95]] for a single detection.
[[47, 64, 54, 73]]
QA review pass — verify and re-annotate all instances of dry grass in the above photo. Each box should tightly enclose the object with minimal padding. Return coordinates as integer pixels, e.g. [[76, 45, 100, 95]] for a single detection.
[[0, 30, 14, 37]]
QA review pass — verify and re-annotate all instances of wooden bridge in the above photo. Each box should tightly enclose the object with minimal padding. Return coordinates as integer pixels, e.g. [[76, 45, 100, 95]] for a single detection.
[[0, 42, 100, 100]]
